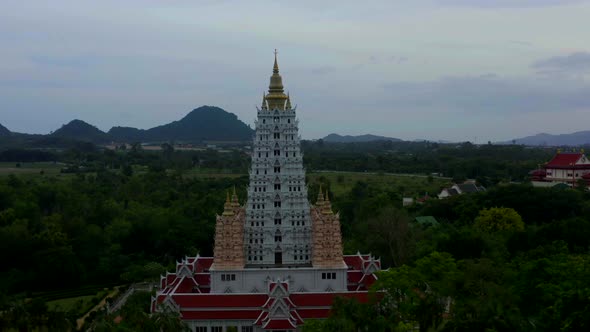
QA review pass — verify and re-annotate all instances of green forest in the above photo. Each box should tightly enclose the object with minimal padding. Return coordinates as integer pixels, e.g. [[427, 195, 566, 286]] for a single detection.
[[0, 142, 588, 331]]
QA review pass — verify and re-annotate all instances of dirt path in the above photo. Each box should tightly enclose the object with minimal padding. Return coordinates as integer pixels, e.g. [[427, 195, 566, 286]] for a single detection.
[[76, 288, 120, 330]]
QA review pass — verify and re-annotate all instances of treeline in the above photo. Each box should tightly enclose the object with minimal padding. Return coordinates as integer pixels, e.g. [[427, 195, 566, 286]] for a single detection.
[[2, 139, 556, 185], [302, 140, 554, 185], [0, 170, 248, 295], [304, 184, 590, 331]]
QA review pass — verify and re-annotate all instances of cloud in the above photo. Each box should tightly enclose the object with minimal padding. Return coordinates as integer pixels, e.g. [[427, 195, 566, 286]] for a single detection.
[[382, 73, 590, 113], [532, 52, 590, 75], [435, 0, 589, 8], [310, 65, 336, 75]]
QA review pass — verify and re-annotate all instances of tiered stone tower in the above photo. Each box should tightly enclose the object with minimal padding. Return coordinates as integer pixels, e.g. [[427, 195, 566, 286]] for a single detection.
[[244, 51, 312, 267], [212, 189, 245, 269], [153, 52, 381, 331], [209, 51, 346, 294]]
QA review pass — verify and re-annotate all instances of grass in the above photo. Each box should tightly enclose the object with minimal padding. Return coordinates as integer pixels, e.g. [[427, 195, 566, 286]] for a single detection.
[[307, 171, 452, 197], [46, 290, 107, 314], [0, 161, 64, 177], [0, 162, 451, 197]]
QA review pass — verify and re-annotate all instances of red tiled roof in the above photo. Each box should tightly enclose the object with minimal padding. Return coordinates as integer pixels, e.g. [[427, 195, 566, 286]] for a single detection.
[[181, 310, 261, 320], [546, 153, 582, 167], [347, 271, 363, 284], [263, 319, 297, 329], [171, 294, 268, 308], [290, 292, 370, 307], [297, 308, 331, 319], [195, 257, 214, 272], [175, 277, 199, 293], [194, 273, 210, 286]]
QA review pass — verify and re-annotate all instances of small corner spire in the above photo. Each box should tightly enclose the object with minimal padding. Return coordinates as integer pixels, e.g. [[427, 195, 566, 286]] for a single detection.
[[231, 186, 239, 207], [286, 92, 292, 110], [261, 92, 267, 109], [316, 185, 325, 205]]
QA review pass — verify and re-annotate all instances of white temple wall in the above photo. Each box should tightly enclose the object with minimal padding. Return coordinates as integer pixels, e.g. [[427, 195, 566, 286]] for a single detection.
[[210, 267, 347, 293]]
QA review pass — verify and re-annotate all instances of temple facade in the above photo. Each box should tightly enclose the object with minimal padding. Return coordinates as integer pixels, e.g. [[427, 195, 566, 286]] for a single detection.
[[152, 53, 380, 332], [530, 150, 590, 187]]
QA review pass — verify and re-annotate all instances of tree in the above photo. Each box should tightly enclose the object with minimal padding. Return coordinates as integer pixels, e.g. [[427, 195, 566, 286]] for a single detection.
[[374, 251, 459, 332], [367, 206, 414, 267], [474, 207, 524, 232]]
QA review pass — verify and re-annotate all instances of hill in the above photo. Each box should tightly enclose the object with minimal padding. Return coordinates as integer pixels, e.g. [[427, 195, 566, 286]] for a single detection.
[[323, 133, 402, 143], [51, 119, 111, 143], [508, 131, 590, 146], [0, 123, 10, 136], [108, 106, 253, 143]]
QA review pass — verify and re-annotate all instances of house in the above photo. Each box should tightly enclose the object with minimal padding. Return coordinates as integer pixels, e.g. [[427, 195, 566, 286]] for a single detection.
[[438, 180, 485, 199]]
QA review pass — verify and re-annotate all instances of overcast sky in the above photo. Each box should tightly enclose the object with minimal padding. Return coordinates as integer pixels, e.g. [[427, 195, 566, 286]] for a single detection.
[[1, 0, 590, 142]]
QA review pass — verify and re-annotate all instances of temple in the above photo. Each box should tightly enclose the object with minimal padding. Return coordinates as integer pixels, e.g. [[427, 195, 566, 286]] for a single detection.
[[530, 150, 590, 187], [151, 52, 381, 331]]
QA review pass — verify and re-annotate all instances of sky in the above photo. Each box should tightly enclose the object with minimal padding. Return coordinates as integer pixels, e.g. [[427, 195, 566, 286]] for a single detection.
[[1, 0, 590, 142]]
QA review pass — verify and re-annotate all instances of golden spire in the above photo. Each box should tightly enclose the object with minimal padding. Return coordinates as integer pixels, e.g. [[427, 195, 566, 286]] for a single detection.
[[261, 92, 267, 110], [285, 93, 292, 110], [316, 185, 325, 206], [273, 49, 279, 74], [231, 186, 239, 207], [223, 191, 234, 216], [266, 49, 288, 110], [322, 191, 333, 215]]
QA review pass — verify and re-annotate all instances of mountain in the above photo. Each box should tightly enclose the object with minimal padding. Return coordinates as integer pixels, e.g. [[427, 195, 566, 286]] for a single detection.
[[508, 131, 590, 146], [323, 133, 403, 143], [108, 106, 253, 143], [0, 123, 10, 136], [51, 119, 111, 143], [107, 126, 144, 142]]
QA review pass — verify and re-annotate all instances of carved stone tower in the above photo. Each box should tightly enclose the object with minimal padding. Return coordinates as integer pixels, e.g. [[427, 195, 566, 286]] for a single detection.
[[244, 51, 312, 267]]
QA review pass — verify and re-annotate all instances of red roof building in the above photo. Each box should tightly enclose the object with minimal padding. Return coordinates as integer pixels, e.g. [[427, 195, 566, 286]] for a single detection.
[[152, 253, 380, 331], [531, 151, 590, 186]]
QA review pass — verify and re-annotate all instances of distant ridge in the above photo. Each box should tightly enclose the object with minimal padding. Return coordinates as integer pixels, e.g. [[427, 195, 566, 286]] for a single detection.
[[507, 130, 590, 146], [323, 133, 402, 143], [51, 119, 111, 143], [108, 106, 253, 143], [0, 123, 10, 136]]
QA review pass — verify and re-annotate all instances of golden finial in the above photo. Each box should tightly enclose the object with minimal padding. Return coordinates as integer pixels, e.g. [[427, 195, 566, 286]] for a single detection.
[[557, 148, 562, 154], [223, 191, 234, 216], [581, 148, 585, 154], [316, 185, 325, 205], [267, 49, 288, 110], [273, 49, 279, 74], [231, 186, 239, 207]]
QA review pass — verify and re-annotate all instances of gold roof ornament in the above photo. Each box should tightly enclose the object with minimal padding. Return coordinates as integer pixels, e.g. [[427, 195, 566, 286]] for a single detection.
[[223, 191, 234, 216], [266, 49, 288, 111], [231, 186, 240, 207], [261, 92, 267, 110], [285, 93, 292, 110], [322, 191, 334, 215], [316, 185, 325, 206]]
